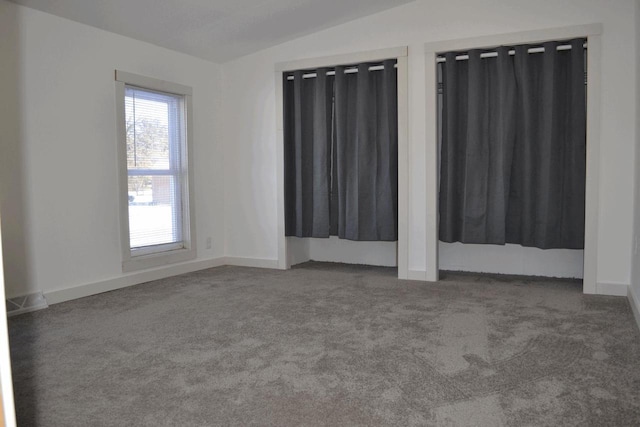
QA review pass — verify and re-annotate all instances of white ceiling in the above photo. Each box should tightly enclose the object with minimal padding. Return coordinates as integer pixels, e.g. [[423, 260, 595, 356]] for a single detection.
[[9, 0, 415, 63]]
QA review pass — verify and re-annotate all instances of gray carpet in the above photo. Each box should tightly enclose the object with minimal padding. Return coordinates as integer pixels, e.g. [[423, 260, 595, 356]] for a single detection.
[[8, 262, 640, 426]]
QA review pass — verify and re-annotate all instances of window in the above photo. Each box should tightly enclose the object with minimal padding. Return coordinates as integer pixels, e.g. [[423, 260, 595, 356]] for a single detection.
[[115, 71, 195, 271]]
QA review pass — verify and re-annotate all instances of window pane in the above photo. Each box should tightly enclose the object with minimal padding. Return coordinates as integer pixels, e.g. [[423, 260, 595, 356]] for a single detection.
[[125, 87, 178, 171], [128, 175, 182, 249]]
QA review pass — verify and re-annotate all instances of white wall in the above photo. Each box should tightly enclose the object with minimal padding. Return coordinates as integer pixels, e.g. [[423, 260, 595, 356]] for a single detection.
[[287, 238, 397, 268], [309, 238, 397, 267], [630, 0, 640, 324], [440, 243, 583, 279], [222, 0, 637, 288], [0, 1, 224, 299]]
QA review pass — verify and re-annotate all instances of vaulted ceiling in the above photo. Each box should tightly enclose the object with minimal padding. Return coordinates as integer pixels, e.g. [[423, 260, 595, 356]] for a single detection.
[[9, 0, 415, 62]]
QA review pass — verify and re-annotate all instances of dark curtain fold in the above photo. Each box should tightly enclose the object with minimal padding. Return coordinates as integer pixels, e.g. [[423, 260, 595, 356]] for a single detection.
[[284, 60, 398, 241], [439, 39, 586, 249], [506, 39, 586, 248], [283, 69, 333, 237], [439, 47, 516, 244], [334, 60, 398, 241]]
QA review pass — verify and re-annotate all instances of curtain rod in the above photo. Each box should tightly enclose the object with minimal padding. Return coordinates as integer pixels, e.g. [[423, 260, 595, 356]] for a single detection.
[[286, 64, 398, 80], [436, 42, 587, 63]]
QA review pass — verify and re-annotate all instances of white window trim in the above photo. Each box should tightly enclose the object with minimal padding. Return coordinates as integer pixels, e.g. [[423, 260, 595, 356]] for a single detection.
[[115, 70, 196, 272]]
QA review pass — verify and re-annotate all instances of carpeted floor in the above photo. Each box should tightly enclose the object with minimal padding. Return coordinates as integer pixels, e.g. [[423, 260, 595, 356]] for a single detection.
[[8, 262, 640, 426]]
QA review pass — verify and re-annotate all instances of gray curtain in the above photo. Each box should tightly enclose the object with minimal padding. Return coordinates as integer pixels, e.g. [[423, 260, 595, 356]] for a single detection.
[[284, 60, 398, 241], [439, 38, 586, 249], [284, 69, 334, 237], [334, 60, 398, 241], [439, 47, 516, 245]]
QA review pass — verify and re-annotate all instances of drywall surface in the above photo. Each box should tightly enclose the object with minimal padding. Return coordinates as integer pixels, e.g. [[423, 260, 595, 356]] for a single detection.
[[287, 238, 397, 267], [440, 243, 583, 279], [631, 0, 640, 306], [222, 0, 637, 286], [286, 237, 310, 266], [0, 1, 30, 299], [0, 0, 224, 298], [308, 238, 397, 267]]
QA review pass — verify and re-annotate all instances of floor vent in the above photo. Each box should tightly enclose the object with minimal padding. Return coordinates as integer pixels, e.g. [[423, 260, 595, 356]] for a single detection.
[[6, 292, 48, 316]]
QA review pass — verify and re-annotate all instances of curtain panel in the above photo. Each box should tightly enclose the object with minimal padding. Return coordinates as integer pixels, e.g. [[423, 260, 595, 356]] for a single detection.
[[439, 38, 586, 249], [284, 60, 398, 241], [283, 69, 334, 237]]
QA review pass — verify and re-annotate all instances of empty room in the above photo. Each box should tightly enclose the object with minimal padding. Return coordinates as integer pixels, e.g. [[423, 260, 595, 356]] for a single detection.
[[1, 0, 640, 425]]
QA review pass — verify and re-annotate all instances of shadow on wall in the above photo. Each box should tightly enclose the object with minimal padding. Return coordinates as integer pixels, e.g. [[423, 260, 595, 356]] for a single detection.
[[0, 2, 32, 299], [0, 5, 39, 421]]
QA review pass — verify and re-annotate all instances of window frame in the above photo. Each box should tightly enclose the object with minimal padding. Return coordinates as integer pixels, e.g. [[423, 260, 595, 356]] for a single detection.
[[115, 70, 196, 272]]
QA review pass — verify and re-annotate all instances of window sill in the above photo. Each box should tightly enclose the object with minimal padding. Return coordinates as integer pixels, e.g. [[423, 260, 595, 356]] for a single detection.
[[122, 247, 197, 273]]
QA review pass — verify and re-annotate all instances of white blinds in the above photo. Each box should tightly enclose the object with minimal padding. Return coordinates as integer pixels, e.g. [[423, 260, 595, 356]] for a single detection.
[[124, 86, 184, 251]]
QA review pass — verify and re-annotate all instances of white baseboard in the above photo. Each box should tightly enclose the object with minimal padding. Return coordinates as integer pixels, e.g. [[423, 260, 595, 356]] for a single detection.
[[628, 286, 640, 332], [223, 256, 281, 269], [45, 257, 225, 305], [405, 271, 629, 296], [406, 269, 428, 281], [596, 282, 629, 297], [32, 257, 633, 309], [37, 256, 280, 307]]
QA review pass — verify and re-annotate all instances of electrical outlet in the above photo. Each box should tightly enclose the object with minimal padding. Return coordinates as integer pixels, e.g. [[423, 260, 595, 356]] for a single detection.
[[206, 236, 212, 250]]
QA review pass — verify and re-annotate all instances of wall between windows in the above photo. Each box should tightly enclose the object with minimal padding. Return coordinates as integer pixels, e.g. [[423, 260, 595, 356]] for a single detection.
[[0, 0, 225, 298], [222, 0, 637, 286]]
